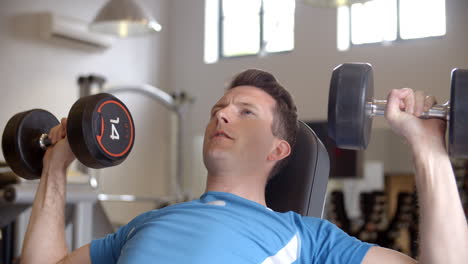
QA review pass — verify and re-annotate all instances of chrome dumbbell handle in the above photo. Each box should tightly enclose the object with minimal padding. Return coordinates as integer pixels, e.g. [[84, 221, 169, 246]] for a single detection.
[[38, 133, 52, 150], [366, 100, 450, 120]]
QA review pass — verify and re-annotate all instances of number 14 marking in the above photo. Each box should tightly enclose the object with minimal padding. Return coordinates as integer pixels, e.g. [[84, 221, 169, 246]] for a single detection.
[[110, 117, 120, 140]]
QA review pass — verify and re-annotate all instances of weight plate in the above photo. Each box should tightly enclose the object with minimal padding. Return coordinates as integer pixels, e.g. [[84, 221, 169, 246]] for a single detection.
[[449, 69, 468, 158], [1, 109, 59, 179], [328, 63, 374, 150], [67, 93, 135, 168]]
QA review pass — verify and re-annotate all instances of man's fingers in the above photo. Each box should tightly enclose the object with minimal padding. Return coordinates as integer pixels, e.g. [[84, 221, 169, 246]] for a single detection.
[[386, 89, 403, 119], [49, 125, 56, 142], [386, 88, 426, 120], [399, 100, 405, 110], [386, 88, 441, 129], [60, 118, 67, 138], [400, 88, 414, 115], [48, 118, 67, 144], [398, 90, 411, 110], [414, 90, 426, 116], [423, 95, 437, 113]]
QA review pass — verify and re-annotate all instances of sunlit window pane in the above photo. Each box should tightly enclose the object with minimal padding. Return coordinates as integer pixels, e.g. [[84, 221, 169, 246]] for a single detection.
[[337, 0, 446, 51], [221, 0, 261, 57], [210, 0, 295, 59], [222, 16, 260, 57], [337, 6, 350, 51], [222, 0, 261, 16], [400, 0, 446, 39], [351, 0, 397, 45], [263, 0, 295, 53]]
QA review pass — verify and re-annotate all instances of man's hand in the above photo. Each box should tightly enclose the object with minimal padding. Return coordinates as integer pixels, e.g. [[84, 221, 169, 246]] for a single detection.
[[384, 88, 446, 153], [42, 118, 76, 173], [365, 88, 468, 264]]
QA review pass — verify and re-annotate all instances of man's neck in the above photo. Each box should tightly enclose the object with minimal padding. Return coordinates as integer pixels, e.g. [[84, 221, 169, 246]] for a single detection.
[[205, 172, 268, 206]]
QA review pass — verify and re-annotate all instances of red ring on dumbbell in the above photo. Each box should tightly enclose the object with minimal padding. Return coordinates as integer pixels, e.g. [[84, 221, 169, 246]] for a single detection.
[[95, 100, 134, 157]]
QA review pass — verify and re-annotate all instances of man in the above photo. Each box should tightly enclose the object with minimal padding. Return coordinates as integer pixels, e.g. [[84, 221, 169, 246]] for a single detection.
[[20, 69, 467, 263]]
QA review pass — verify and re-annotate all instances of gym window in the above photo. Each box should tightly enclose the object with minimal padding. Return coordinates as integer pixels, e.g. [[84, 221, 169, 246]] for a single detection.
[[337, 0, 446, 51], [204, 0, 295, 64]]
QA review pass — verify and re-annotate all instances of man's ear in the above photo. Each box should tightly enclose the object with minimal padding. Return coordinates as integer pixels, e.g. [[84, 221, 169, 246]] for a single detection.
[[267, 139, 291, 162]]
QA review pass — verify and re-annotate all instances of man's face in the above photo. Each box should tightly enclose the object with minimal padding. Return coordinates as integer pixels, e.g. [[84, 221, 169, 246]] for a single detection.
[[203, 86, 279, 173]]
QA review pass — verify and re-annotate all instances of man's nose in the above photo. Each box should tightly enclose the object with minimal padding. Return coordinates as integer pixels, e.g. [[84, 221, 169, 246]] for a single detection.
[[215, 108, 230, 124]]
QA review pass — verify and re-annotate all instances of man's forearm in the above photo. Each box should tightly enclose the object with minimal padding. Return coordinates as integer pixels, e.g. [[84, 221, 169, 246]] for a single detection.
[[21, 165, 68, 264], [412, 146, 468, 263]]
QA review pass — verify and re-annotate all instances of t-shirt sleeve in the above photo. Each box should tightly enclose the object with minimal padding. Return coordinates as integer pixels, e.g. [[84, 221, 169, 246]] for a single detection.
[[89, 212, 151, 264], [305, 218, 374, 264]]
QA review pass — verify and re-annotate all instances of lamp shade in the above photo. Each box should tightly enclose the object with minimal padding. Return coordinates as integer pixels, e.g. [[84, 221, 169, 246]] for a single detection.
[[303, 0, 371, 8], [90, 0, 161, 37]]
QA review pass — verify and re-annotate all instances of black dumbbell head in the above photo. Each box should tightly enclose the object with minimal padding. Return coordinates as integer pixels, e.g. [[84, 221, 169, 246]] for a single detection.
[[449, 69, 468, 158], [67, 93, 135, 169], [2, 109, 59, 179], [328, 63, 374, 150]]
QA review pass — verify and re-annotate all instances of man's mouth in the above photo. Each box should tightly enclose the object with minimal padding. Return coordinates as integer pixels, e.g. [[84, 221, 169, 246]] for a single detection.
[[212, 130, 233, 140]]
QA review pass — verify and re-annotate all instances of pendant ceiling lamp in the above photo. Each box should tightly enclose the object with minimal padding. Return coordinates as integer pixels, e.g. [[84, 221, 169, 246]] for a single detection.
[[90, 0, 161, 37]]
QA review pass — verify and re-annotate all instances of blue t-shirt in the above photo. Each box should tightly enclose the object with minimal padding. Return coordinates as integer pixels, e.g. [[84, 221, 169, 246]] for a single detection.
[[91, 191, 373, 263]]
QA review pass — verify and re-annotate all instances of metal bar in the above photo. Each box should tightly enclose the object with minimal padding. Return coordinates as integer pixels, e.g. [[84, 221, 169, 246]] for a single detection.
[[259, 0, 264, 52], [107, 85, 177, 112], [0, 167, 12, 174], [175, 110, 184, 200], [5, 183, 98, 204], [218, 0, 224, 58], [72, 202, 93, 250], [97, 193, 175, 204], [367, 100, 449, 120], [107, 85, 185, 199]]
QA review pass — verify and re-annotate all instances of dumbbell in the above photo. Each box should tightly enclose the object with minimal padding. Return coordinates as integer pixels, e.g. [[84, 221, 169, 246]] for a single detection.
[[328, 63, 468, 158], [1, 93, 135, 179]]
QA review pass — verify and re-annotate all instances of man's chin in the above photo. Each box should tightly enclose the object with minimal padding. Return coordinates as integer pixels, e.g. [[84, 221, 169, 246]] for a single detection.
[[205, 149, 231, 159], [203, 149, 234, 166]]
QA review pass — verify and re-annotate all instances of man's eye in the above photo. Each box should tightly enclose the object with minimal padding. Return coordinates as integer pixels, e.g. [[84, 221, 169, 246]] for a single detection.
[[241, 109, 254, 116]]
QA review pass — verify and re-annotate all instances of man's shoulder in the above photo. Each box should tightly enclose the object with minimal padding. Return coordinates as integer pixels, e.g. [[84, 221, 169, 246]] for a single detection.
[[301, 215, 329, 226], [290, 214, 339, 235], [127, 200, 199, 224]]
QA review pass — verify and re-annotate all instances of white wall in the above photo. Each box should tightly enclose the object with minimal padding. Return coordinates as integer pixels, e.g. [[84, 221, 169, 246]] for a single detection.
[[0, 0, 172, 224], [168, 0, 468, 195]]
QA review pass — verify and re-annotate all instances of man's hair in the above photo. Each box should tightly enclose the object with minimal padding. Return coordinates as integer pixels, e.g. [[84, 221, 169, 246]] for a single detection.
[[228, 69, 298, 179]]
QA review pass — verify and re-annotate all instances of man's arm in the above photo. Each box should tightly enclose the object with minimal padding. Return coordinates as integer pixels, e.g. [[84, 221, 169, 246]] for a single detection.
[[20, 119, 91, 264], [363, 89, 468, 263]]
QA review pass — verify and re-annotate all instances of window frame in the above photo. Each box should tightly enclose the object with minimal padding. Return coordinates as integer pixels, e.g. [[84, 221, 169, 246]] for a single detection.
[[218, 0, 294, 59], [340, 0, 446, 50]]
